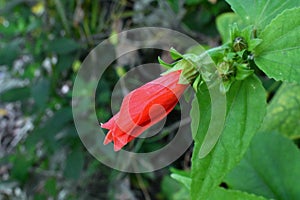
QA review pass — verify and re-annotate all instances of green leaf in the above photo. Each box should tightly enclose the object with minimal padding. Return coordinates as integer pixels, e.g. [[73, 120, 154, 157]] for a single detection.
[[254, 7, 300, 83], [44, 178, 57, 196], [209, 188, 266, 200], [190, 75, 266, 200], [193, 81, 227, 158], [161, 176, 183, 200], [56, 54, 75, 72], [225, 131, 300, 199], [216, 12, 247, 43], [170, 172, 191, 191], [0, 87, 31, 102], [11, 151, 34, 184], [31, 79, 50, 109], [261, 83, 300, 139], [225, 0, 300, 33], [64, 148, 84, 180], [47, 38, 80, 54]]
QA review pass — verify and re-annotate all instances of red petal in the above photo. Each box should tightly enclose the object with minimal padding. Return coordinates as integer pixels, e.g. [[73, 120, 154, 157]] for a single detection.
[[101, 70, 188, 151], [103, 130, 113, 145]]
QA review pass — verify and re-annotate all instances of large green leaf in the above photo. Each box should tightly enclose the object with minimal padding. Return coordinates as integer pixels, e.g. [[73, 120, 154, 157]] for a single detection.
[[254, 7, 300, 83], [209, 188, 266, 200], [225, 0, 299, 33], [190, 75, 266, 200], [225, 131, 300, 199], [261, 83, 300, 139]]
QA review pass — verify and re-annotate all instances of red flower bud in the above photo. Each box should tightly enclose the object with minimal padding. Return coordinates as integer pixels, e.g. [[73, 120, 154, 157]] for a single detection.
[[101, 70, 188, 151]]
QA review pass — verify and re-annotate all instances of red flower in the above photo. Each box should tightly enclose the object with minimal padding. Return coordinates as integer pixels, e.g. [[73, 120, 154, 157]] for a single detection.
[[101, 70, 188, 151]]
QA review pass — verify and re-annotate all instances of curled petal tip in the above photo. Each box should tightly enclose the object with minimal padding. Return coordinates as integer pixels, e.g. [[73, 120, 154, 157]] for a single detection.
[[103, 131, 113, 145], [101, 122, 110, 129], [113, 138, 126, 151], [114, 145, 123, 151], [103, 137, 112, 145], [101, 119, 115, 129]]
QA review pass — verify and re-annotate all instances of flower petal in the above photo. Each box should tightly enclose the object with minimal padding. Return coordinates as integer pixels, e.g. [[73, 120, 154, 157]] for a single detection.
[[101, 70, 188, 151]]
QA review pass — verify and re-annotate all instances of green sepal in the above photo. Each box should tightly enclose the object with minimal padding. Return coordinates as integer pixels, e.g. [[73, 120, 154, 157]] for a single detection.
[[161, 53, 199, 85], [230, 24, 252, 45], [192, 75, 202, 92], [236, 49, 246, 58], [158, 56, 177, 69], [182, 53, 197, 61], [219, 78, 234, 94], [161, 59, 185, 76], [235, 64, 254, 80], [169, 47, 183, 60]]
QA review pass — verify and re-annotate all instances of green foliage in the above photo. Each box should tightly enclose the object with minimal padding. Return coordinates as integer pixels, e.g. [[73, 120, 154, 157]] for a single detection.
[[225, 0, 299, 34], [254, 7, 300, 83], [261, 83, 300, 139], [190, 75, 266, 200], [225, 131, 300, 199]]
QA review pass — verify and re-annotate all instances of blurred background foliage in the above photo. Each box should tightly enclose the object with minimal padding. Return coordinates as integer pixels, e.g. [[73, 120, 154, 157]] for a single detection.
[[0, 0, 234, 199]]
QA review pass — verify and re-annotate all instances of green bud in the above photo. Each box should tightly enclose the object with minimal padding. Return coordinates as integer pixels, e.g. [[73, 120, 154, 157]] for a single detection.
[[233, 37, 247, 52], [217, 62, 233, 80]]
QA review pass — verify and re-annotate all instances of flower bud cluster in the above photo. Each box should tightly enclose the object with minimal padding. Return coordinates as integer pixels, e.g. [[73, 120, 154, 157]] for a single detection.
[[159, 24, 262, 93]]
